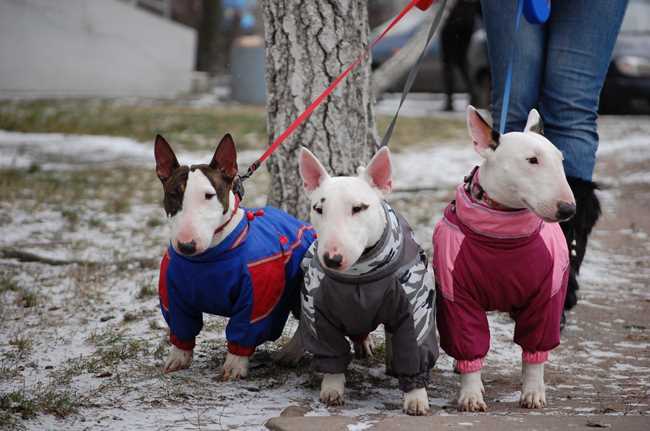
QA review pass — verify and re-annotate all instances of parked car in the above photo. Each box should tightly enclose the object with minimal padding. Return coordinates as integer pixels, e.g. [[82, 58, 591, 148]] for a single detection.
[[600, 0, 650, 113], [371, 7, 467, 94]]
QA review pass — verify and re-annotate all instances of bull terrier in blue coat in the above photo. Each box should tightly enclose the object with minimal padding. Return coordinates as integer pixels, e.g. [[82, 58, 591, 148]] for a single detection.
[[154, 134, 316, 379]]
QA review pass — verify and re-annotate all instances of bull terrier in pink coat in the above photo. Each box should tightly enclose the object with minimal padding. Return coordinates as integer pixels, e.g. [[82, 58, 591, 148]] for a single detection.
[[433, 106, 575, 412]]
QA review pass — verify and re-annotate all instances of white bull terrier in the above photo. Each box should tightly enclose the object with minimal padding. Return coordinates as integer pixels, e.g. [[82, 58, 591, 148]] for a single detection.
[[298, 147, 439, 415], [432, 106, 575, 412]]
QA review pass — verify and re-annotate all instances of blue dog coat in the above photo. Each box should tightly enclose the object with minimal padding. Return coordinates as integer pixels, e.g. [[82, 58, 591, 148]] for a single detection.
[[158, 207, 316, 356]]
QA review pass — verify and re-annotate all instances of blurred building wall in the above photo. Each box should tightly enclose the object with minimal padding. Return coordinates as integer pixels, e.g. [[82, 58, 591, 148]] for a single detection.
[[0, 0, 196, 98]]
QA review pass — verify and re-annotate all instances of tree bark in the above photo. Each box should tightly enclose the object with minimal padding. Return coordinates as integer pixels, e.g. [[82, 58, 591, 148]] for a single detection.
[[262, 1, 380, 220]]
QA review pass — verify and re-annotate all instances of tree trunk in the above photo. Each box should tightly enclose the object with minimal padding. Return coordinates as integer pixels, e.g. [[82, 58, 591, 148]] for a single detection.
[[262, 1, 379, 220], [196, 0, 223, 74]]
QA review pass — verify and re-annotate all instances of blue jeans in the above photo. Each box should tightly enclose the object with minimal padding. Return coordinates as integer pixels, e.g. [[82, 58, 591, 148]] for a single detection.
[[480, 0, 628, 181]]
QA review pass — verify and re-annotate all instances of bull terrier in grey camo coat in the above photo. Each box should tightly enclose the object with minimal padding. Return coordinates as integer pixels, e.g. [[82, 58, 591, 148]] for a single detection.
[[298, 146, 438, 415]]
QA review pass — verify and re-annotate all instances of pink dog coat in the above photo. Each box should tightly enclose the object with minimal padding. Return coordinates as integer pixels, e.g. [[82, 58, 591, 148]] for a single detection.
[[432, 174, 569, 374]]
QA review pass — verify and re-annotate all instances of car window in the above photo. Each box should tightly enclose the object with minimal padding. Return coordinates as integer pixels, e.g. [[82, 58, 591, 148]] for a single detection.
[[621, 0, 650, 33]]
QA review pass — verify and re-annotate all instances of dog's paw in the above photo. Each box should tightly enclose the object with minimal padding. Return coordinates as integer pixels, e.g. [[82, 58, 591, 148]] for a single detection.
[[163, 346, 193, 373], [353, 335, 374, 359], [458, 371, 487, 412], [520, 362, 546, 408], [272, 334, 305, 367], [458, 389, 487, 412], [403, 387, 430, 416], [221, 352, 249, 380], [320, 373, 345, 406], [520, 387, 546, 409]]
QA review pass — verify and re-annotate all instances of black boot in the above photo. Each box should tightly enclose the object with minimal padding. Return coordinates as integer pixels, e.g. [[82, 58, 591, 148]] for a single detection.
[[560, 177, 602, 330]]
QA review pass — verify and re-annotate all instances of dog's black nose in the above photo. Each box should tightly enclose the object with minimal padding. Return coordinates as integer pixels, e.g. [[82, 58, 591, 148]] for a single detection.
[[323, 252, 343, 269], [177, 240, 197, 255], [556, 202, 576, 221]]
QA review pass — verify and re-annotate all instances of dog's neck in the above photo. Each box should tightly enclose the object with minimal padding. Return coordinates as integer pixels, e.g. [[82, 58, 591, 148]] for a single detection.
[[361, 202, 388, 256], [367, 202, 388, 252], [209, 191, 244, 248], [465, 166, 522, 211]]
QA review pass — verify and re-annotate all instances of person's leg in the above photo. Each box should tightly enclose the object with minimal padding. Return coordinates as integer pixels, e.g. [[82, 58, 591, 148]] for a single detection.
[[457, 22, 475, 105], [539, 0, 627, 323], [443, 60, 455, 111], [441, 27, 456, 111], [480, 0, 546, 131], [539, 0, 628, 181]]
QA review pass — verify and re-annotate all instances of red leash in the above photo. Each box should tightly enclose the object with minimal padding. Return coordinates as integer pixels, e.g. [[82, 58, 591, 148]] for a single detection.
[[238, 0, 435, 186]]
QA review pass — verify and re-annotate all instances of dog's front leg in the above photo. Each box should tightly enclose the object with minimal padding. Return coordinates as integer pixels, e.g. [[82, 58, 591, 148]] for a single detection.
[[352, 334, 375, 359], [520, 362, 546, 408], [403, 387, 430, 415], [221, 352, 249, 380], [164, 346, 193, 373], [320, 373, 345, 406], [458, 371, 487, 411]]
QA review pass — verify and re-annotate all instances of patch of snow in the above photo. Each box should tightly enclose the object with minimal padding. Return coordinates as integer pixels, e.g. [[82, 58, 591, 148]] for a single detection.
[[347, 421, 373, 431], [497, 392, 521, 403], [0, 130, 260, 171], [392, 145, 480, 190]]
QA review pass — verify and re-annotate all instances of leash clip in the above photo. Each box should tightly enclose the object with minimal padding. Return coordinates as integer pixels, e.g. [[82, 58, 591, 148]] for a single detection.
[[233, 175, 246, 201]]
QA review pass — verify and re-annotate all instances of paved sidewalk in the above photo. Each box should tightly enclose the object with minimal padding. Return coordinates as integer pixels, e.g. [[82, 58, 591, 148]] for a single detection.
[[266, 414, 650, 431]]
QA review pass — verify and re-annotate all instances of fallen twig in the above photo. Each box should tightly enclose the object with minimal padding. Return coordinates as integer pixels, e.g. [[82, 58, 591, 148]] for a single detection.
[[392, 186, 444, 193], [0, 248, 158, 269]]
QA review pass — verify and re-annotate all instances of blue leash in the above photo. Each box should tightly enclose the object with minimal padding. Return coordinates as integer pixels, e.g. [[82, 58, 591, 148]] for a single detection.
[[498, 0, 525, 135]]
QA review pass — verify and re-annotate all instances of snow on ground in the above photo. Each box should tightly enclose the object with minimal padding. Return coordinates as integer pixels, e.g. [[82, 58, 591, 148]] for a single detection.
[[1, 117, 649, 429], [0, 130, 261, 171]]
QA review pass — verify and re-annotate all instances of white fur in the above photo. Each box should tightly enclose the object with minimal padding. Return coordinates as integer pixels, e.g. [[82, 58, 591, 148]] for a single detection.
[[403, 387, 430, 415], [467, 106, 575, 222], [163, 346, 193, 373], [320, 373, 345, 406], [222, 352, 249, 380], [520, 362, 546, 408], [458, 371, 487, 412], [170, 170, 244, 256], [299, 147, 390, 272]]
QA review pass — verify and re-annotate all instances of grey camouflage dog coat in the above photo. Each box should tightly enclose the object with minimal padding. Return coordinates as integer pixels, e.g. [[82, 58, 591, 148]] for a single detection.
[[300, 202, 439, 392]]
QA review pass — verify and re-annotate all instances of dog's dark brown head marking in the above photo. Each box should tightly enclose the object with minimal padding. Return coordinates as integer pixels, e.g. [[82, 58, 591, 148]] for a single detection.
[[154, 133, 239, 217], [162, 166, 189, 217]]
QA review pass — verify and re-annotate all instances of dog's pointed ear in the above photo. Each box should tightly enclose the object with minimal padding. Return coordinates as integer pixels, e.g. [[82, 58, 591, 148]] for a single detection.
[[363, 147, 392, 195], [524, 108, 544, 135], [299, 146, 329, 193], [467, 105, 499, 156], [210, 133, 238, 179], [154, 134, 180, 183]]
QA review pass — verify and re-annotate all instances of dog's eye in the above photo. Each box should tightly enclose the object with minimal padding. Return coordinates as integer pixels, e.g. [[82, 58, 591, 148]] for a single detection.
[[527, 157, 539, 165], [352, 204, 369, 215], [205, 193, 216, 200], [312, 204, 323, 215]]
